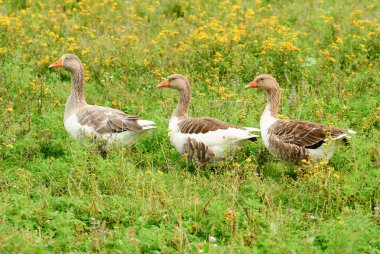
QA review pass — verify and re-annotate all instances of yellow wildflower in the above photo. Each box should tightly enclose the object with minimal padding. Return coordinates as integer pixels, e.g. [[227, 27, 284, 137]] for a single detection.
[[0, 47, 7, 54], [327, 57, 336, 63]]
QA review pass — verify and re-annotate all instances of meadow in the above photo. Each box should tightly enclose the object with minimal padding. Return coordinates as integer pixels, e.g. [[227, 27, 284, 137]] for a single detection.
[[0, 0, 380, 252]]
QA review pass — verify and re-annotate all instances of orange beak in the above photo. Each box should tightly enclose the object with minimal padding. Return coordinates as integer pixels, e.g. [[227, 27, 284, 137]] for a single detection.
[[157, 79, 169, 88], [245, 80, 257, 89], [49, 58, 63, 68]]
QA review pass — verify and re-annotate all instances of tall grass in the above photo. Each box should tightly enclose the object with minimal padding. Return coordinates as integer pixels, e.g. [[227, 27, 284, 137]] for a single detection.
[[0, 0, 379, 252]]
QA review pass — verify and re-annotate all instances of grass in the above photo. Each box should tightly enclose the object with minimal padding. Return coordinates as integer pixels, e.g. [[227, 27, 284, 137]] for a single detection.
[[0, 0, 380, 252]]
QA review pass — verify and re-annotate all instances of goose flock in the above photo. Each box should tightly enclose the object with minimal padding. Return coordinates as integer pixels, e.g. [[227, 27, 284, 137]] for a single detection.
[[49, 54, 356, 165]]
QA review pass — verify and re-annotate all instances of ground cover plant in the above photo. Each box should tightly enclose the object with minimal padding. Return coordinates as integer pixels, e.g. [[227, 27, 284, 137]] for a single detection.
[[0, 0, 379, 252]]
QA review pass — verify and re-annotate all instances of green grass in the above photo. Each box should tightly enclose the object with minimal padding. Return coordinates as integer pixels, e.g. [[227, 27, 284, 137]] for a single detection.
[[0, 0, 379, 252]]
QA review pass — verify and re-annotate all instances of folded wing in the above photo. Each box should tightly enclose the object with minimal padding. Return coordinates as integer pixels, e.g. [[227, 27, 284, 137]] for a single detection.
[[77, 105, 143, 134], [269, 120, 349, 149], [178, 117, 244, 134]]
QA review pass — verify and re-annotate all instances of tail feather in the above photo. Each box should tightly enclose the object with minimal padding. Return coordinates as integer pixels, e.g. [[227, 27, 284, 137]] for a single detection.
[[334, 129, 356, 140], [142, 126, 156, 131], [244, 127, 261, 133], [137, 119, 156, 131]]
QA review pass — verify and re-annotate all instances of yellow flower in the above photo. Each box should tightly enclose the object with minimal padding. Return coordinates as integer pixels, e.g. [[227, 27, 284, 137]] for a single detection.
[[145, 170, 152, 175], [157, 170, 163, 175], [6, 144, 13, 149], [7, 107, 13, 112], [279, 41, 300, 53], [350, 9, 363, 18], [148, 6, 155, 13], [225, 208, 236, 221], [320, 49, 330, 56], [232, 162, 241, 168], [327, 57, 336, 63], [81, 48, 90, 57], [72, 24, 80, 30], [218, 87, 227, 93], [334, 173, 340, 179], [336, 37, 343, 43], [320, 15, 334, 24], [0, 47, 7, 54], [278, 114, 289, 120]]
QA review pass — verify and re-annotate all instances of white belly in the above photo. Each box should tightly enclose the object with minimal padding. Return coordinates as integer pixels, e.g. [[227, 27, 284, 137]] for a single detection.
[[307, 140, 340, 161]]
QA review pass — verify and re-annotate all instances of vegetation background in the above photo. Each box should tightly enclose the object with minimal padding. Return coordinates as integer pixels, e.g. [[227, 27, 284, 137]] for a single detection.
[[0, 0, 379, 252]]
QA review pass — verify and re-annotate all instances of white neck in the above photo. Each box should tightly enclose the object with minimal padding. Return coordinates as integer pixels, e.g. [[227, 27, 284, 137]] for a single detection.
[[260, 103, 278, 132]]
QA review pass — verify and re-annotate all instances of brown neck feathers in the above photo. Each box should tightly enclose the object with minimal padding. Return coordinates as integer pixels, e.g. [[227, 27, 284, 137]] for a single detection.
[[70, 65, 86, 104], [266, 87, 281, 118], [173, 84, 191, 119]]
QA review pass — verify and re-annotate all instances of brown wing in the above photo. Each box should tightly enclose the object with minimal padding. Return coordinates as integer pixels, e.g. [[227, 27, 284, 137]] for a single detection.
[[269, 120, 348, 149], [178, 117, 243, 134], [77, 105, 143, 134]]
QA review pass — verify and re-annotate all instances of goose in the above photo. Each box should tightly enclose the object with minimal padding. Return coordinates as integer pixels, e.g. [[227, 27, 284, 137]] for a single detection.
[[245, 74, 356, 164], [49, 54, 155, 148], [158, 74, 260, 165]]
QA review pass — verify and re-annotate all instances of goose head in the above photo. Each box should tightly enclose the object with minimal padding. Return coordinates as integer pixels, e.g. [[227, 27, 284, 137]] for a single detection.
[[157, 74, 189, 91], [245, 74, 279, 91], [49, 54, 83, 72]]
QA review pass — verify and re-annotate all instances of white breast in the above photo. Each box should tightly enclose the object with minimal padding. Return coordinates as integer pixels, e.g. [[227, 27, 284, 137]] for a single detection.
[[64, 114, 95, 138], [260, 104, 278, 149]]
